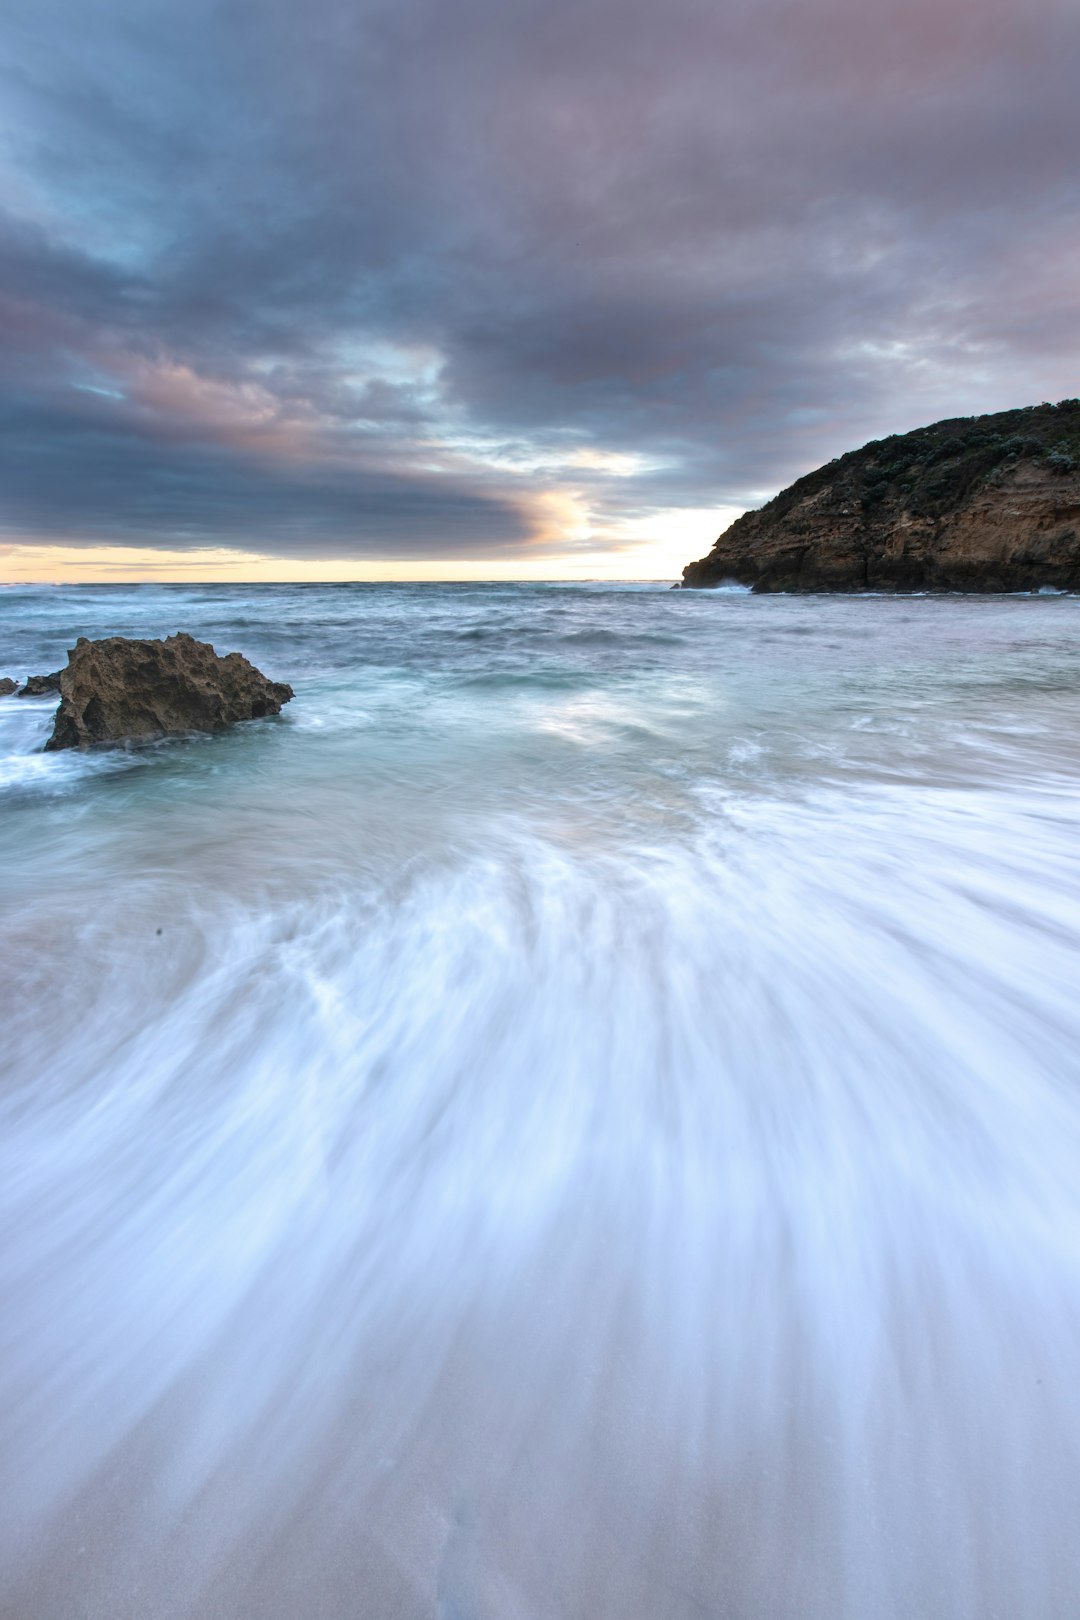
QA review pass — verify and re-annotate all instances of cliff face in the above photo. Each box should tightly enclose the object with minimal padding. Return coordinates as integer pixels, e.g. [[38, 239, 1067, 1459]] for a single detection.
[[682, 401, 1080, 591]]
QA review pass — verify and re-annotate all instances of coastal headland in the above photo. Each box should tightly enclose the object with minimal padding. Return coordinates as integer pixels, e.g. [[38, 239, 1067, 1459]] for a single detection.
[[682, 401, 1080, 592]]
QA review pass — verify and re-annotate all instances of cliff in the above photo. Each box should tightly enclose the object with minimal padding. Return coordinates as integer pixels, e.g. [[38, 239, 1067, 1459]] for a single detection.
[[681, 401, 1080, 592]]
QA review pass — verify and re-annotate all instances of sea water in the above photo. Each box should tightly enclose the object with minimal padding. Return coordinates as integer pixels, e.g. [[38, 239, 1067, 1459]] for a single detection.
[[2, 582, 1080, 1619]]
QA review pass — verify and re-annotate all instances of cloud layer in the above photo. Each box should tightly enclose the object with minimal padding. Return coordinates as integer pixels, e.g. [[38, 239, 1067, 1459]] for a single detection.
[[1, 0, 1079, 571]]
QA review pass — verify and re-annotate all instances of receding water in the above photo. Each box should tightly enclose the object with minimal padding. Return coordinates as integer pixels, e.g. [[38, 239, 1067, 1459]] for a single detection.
[[3, 582, 1080, 1619]]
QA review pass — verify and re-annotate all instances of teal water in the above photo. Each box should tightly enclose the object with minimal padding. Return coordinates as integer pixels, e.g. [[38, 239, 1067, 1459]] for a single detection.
[[3, 583, 1080, 1618]]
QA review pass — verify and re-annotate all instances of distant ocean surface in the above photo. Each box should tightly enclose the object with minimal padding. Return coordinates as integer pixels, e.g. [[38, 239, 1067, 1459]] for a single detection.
[[4, 581, 1080, 1619]]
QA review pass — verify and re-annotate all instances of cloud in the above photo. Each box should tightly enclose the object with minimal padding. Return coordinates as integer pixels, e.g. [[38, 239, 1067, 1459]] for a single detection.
[[0, 0, 1078, 570]]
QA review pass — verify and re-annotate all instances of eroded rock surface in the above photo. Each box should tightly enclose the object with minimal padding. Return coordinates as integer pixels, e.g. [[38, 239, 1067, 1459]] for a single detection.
[[45, 633, 293, 750], [682, 400, 1080, 592], [0, 678, 17, 696], [20, 670, 62, 696]]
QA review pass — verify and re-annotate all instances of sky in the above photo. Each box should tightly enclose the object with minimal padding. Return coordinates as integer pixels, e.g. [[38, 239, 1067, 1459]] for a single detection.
[[1, 0, 1078, 583]]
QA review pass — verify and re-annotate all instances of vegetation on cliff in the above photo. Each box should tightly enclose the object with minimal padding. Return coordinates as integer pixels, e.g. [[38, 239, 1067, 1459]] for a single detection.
[[682, 401, 1080, 591]]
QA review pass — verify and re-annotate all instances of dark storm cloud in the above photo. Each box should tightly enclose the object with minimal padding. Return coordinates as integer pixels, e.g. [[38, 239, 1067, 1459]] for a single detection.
[[1, 0, 1079, 561]]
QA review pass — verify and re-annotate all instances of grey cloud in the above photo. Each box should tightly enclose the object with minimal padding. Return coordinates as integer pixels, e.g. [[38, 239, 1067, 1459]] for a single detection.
[[0, 394, 538, 557], [1, 0, 1078, 561]]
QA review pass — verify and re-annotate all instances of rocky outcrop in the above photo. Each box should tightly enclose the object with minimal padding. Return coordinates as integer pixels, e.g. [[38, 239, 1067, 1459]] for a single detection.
[[44, 633, 293, 751], [682, 400, 1080, 591], [20, 670, 62, 696], [0, 678, 17, 696]]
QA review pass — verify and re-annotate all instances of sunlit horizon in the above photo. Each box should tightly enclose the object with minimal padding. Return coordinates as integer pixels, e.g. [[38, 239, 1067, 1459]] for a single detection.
[[0, 506, 744, 586]]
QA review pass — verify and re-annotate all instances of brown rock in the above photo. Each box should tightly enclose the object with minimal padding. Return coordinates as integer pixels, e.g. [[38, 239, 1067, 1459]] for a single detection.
[[0, 677, 16, 696], [19, 670, 62, 696], [682, 400, 1080, 592], [44, 633, 293, 751]]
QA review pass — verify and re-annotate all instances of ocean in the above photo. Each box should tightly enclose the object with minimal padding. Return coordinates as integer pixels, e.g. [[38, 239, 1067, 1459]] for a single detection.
[[3, 581, 1080, 1618]]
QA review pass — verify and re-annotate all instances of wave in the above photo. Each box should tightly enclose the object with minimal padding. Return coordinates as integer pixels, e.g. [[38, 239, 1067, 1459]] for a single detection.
[[3, 585, 1080, 1618]]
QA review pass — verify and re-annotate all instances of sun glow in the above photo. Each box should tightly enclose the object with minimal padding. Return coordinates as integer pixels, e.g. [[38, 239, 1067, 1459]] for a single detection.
[[0, 506, 735, 585], [0, 514, 724, 587]]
